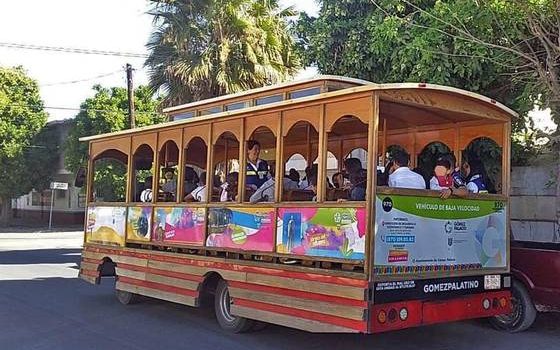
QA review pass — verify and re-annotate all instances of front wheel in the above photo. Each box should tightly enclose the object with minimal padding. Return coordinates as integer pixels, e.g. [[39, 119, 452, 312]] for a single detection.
[[214, 280, 254, 333], [490, 280, 536, 332]]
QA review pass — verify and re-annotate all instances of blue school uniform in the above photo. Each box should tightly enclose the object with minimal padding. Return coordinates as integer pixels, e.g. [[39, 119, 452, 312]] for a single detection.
[[246, 159, 269, 188]]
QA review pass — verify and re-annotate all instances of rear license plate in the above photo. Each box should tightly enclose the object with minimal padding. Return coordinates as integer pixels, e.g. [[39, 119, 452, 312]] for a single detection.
[[484, 275, 501, 290]]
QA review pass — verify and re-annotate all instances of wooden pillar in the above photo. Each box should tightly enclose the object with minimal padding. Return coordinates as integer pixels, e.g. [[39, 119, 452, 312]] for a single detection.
[[317, 104, 327, 202], [365, 92, 379, 280]]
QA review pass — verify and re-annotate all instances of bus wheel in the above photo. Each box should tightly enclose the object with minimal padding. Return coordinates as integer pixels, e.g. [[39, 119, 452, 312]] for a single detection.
[[116, 289, 139, 305], [214, 280, 254, 333], [490, 280, 536, 332]]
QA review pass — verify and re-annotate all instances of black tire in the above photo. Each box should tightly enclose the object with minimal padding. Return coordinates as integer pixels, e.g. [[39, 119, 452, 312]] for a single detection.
[[116, 289, 139, 305], [490, 280, 537, 332], [214, 280, 254, 333]]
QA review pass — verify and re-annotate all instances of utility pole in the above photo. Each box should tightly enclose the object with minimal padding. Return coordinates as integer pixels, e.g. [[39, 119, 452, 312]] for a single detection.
[[126, 63, 135, 128]]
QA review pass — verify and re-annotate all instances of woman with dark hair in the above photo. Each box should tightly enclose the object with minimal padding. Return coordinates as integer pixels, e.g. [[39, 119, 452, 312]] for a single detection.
[[462, 158, 488, 193], [343, 157, 366, 201]]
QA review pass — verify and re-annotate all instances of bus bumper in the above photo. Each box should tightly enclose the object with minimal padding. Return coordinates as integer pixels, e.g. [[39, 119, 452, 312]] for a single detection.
[[371, 290, 511, 333]]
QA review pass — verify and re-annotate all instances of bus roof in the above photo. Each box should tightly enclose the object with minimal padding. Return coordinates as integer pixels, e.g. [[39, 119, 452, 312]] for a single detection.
[[80, 76, 517, 142]]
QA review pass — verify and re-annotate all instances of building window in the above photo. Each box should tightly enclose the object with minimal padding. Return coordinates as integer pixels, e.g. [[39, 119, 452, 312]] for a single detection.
[[173, 111, 195, 121], [225, 101, 250, 111], [288, 87, 321, 100], [255, 94, 282, 106], [199, 106, 222, 116]]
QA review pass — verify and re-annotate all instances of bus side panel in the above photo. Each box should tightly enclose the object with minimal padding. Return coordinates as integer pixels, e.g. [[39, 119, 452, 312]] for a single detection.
[[79, 244, 370, 333]]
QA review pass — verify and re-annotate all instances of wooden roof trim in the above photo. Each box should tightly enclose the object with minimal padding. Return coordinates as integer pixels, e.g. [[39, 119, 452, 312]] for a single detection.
[[162, 75, 372, 113], [80, 82, 517, 142]]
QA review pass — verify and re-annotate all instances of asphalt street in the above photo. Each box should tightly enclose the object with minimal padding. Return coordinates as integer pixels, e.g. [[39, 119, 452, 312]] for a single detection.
[[1, 229, 559, 350]]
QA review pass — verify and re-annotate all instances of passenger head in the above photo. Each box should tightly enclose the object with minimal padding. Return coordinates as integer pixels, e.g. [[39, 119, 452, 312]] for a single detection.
[[247, 140, 261, 163], [343, 158, 362, 174], [288, 168, 300, 182], [164, 169, 175, 180], [391, 150, 410, 169], [332, 172, 344, 188], [434, 156, 453, 177], [462, 157, 484, 179], [184, 167, 198, 183], [440, 153, 457, 169], [227, 172, 239, 186]]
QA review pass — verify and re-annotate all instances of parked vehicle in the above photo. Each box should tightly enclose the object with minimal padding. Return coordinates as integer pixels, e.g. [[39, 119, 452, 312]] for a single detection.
[[491, 240, 560, 332]]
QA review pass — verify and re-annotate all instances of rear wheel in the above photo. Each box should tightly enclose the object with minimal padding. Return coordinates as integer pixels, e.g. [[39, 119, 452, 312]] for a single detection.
[[490, 280, 536, 332], [214, 280, 254, 333], [116, 289, 139, 305]]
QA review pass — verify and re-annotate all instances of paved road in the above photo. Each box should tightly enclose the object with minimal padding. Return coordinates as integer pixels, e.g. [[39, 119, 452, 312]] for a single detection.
[[1, 230, 559, 350]]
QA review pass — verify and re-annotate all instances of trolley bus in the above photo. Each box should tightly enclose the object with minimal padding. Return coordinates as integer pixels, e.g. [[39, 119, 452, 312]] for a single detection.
[[79, 76, 514, 333]]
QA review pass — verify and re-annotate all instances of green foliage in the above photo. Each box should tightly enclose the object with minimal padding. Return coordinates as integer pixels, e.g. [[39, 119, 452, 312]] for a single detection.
[[145, 0, 302, 106], [298, 0, 559, 165], [64, 85, 164, 173], [0, 66, 48, 200], [92, 159, 127, 202]]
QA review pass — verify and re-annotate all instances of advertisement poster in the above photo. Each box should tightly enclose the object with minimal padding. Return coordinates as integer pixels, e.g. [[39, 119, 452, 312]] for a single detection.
[[206, 207, 275, 251], [374, 195, 507, 275], [276, 208, 366, 260], [152, 207, 206, 245], [126, 207, 152, 242], [86, 206, 126, 246]]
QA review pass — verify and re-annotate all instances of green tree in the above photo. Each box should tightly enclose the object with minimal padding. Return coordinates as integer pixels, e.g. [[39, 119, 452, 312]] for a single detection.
[[65, 84, 164, 173], [145, 0, 301, 106], [0, 66, 48, 225]]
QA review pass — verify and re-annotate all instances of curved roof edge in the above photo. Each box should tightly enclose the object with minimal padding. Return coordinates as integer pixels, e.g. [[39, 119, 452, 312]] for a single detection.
[[162, 75, 375, 113]]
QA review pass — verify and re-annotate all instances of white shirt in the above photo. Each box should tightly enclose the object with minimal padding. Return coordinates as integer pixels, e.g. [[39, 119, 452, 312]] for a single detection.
[[140, 189, 152, 202], [250, 178, 275, 203], [189, 185, 207, 202], [388, 167, 426, 189]]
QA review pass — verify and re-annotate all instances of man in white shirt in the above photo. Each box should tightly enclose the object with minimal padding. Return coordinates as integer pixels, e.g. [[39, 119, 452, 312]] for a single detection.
[[388, 150, 426, 189]]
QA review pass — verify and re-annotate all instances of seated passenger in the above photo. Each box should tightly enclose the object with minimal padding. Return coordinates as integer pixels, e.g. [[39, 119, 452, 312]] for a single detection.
[[332, 172, 344, 189], [250, 168, 276, 203], [344, 158, 367, 201], [387, 150, 425, 189], [300, 164, 317, 191], [377, 161, 393, 186], [185, 172, 207, 202], [140, 176, 153, 202], [161, 168, 177, 199], [246, 140, 269, 191], [462, 158, 488, 193], [220, 172, 239, 202], [183, 167, 199, 197], [429, 154, 468, 198], [283, 168, 300, 190]]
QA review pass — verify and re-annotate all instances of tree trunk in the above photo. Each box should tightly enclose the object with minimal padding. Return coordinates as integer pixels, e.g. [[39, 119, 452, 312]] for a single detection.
[[0, 197, 11, 227]]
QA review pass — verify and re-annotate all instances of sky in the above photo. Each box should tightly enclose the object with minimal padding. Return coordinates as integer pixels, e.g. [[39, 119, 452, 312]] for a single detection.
[[0, 0, 554, 132]]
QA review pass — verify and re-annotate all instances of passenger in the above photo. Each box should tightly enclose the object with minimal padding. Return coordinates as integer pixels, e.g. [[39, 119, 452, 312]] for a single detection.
[[183, 166, 199, 197], [300, 164, 318, 191], [220, 172, 239, 202], [387, 150, 425, 189], [245, 140, 269, 191], [377, 161, 393, 186], [283, 168, 300, 190], [429, 155, 467, 199], [250, 168, 276, 203], [462, 158, 488, 193], [161, 168, 177, 197], [140, 176, 153, 202], [332, 172, 345, 189], [185, 172, 207, 202], [344, 158, 367, 201], [412, 167, 429, 189]]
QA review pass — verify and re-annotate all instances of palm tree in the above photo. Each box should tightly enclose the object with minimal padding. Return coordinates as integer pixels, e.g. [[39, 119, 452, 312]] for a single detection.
[[145, 0, 301, 106]]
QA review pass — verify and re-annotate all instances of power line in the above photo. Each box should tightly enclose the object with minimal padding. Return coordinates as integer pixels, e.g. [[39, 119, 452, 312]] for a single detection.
[[0, 42, 149, 58], [4, 103, 162, 116], [40, 70, 123, 87]]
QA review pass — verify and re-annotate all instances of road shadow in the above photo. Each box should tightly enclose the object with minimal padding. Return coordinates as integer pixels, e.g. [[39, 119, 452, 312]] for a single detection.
[[0, 248, 82, 265]]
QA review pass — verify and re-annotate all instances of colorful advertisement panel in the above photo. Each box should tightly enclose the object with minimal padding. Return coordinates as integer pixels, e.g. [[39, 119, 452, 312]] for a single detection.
[[152, 207, 206, 245], [86, 206, 126, 246], [126, 206, 152, 242], [206, 207, 275, 251], [374, 195, 507, 275], [276, 207, 366, 260]]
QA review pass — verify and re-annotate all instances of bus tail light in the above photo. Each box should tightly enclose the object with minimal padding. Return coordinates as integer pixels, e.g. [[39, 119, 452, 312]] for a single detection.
[[399, 307, 408, 321], [499, 297, 508, 308], [377, 310, 387, 324], [482, 298, 491, 310]]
